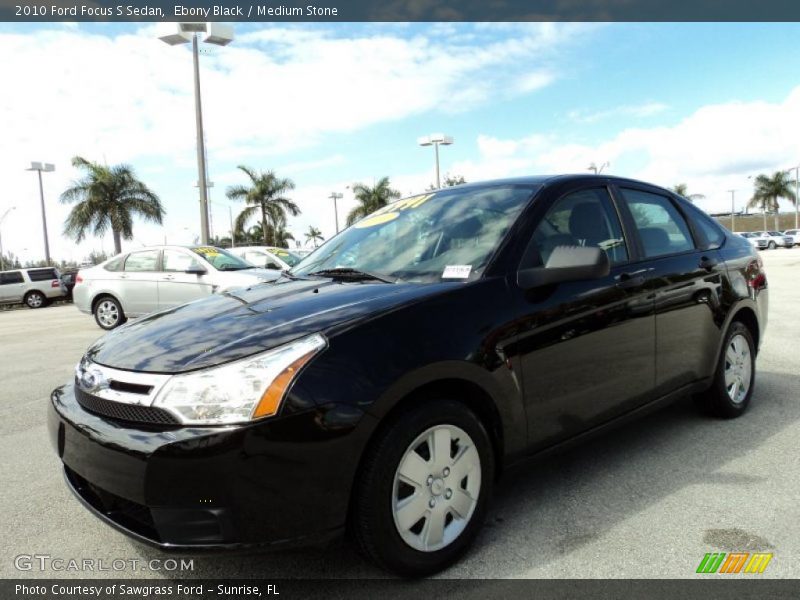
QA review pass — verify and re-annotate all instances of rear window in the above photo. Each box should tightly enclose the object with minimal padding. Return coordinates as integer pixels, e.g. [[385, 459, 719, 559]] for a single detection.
[[619, 188, 696, 258], [104, 256, 125, 272], [683, 204, 726, 250], [26, 268, 59, 281], [0, 271, 23, 285]]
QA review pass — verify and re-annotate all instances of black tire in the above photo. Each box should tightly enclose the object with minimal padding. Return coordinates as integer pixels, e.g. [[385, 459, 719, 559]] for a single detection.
[[350, 399, 494, 577], [24, 291, 46, 309], [768, 241, 776, 249], [696, 321, 756, 418], [93, 295, 127, 330]]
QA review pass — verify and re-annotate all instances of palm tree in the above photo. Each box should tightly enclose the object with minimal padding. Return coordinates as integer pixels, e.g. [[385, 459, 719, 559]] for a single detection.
[[227, 166, 299, 246], [60, 156, 164, 254], [274, 228, 295, 247], [305, 226, 324, 248], [670, 184, 705, 203], [346, 177, 401, 226], [749, 171, 796, 231]]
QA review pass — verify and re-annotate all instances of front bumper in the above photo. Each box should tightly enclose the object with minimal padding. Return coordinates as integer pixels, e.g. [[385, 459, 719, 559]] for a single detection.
[[49, 383, 375, 549]]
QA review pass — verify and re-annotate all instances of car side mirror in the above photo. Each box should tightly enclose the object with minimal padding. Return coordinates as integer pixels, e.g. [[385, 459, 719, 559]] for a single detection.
[[184, 265, 207, 276], [517, 245, 610, 290]]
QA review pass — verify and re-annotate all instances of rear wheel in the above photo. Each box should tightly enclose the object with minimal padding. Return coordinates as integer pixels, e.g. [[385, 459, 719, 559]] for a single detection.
[[696, 321, 755, 418], [25, 291, 45, 309], [93, 296, 126, 330], [350, 400, 494, 577]]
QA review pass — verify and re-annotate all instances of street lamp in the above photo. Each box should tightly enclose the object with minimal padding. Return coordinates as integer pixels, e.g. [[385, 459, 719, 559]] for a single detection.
[[0, 206, 16, 270], [26, 162, 55, 265], [588, 161, 609, 174], [159, 22, 234, 245], [726, 190, 737, 232], [328, 192, 343, 234], [418, 133, 454, 189]]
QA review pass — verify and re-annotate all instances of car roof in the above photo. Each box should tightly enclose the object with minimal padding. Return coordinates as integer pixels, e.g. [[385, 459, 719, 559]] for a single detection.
[[415, 174, 679, 196]]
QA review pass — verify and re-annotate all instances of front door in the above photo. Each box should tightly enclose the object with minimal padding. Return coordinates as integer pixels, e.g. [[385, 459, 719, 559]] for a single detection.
[[158, 249, 213, 310], [511, 184, 656, 450]]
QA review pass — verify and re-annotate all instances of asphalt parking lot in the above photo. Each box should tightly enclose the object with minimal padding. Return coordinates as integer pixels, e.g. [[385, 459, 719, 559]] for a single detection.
[[2, 249, 799, 580]]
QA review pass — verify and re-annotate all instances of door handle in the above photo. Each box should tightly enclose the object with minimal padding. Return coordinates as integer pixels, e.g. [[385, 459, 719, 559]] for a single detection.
[[162, 275, 175, 281], [699, 255, 718, 271], [119, 274, 128, 279], [616, 273, 646, 290]]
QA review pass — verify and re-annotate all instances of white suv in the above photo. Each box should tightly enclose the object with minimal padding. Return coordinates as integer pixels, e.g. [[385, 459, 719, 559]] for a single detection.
[[783, 229, 800, 246], [0, 267, 67, 308]]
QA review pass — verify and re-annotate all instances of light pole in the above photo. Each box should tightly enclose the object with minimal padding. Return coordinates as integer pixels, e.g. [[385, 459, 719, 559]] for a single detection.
[[159, 22, 234, 245], [785, 165, 800, 229], [26, 162, 55, 265], [418, 134, 454, 189], [328, 192, 343, 234], [727, 190, 736, 231], [0, 206, 16, 270], [588, 161, 609, 174]]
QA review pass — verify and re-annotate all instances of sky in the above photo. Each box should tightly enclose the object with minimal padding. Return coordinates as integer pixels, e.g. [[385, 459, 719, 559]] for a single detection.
[[2, 21, 800, 263]]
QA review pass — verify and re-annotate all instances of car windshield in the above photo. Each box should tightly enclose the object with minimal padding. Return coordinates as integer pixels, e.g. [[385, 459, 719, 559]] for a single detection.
[[267, 247, 302, 267], [191, 246, 254, 271], [292, 184, 538, 283], [768, 231, 781, 236]]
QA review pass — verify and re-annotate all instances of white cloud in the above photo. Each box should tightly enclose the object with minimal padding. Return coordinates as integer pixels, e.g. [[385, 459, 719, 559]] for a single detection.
[[0, 23, 585, 263], [568, 102, 669, 124], [445, 88, 800, 215]]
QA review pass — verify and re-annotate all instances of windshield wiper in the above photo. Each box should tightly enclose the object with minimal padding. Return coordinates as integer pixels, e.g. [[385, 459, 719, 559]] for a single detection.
[[309, 268, 396, 283]]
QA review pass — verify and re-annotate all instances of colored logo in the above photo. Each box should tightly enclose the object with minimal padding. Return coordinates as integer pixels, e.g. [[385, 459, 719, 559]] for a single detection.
[[696, 552, 773, 574]]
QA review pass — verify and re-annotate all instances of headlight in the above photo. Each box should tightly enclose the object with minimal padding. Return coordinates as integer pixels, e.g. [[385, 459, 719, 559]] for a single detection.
[[152, 333, 327, 425]]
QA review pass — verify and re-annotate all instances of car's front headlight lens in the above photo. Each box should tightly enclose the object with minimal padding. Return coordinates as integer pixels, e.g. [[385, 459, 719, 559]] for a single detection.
[[152, 333, 327, 425]]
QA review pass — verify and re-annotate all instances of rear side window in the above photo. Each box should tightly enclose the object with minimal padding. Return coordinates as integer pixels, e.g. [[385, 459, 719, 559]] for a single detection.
[[620, 189, 695, 258], [124, 250, 160, 272], [683, 204, 726, 250], [0, 271, 23, 285], [104, 256, 125, 272], [529, 187, 628, 266], [26, 268, 58, 281]]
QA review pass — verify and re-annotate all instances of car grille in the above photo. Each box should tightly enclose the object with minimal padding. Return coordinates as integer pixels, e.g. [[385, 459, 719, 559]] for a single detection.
[[74, 385, 180, 425]]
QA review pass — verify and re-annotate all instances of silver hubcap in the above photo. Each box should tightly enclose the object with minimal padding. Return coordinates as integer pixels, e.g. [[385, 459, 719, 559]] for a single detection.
[[724, 333, 752, 404], [97, 300, 119, 327], [392, 424, 481, 553], [27, 294, 42, 308]]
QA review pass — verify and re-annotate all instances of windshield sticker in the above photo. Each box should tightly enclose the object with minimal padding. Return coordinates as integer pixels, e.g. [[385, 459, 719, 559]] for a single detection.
[[193, 247, 221, 256], [354, 193, 436, 229], [442, 265, 472, 279]]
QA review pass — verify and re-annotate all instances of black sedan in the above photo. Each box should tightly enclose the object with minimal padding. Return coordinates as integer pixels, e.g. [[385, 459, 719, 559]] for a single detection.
[[48, 175, 767, 576]]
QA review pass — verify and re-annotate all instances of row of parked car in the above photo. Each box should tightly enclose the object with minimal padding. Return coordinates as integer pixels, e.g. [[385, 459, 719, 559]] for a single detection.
[[0, 245, 312, 320], [736, 229, 800, 249]]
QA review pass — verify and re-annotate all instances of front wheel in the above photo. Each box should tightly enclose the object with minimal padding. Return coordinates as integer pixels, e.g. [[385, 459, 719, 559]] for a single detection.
[[768, 241, 777, 249], [350, 400, 494, 577], [696, 321, 756, 418]]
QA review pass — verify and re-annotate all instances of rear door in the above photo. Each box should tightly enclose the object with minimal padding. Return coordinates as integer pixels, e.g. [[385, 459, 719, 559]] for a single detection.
[[512, 182, 657, 449], [0, 271, 24, 303], [615, 185, 726, 393], [158, 249, 213, 309], [119, 249, 161, 315]]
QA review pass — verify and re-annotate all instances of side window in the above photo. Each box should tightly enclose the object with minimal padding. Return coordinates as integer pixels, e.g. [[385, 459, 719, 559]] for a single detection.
[[683, 203, 726, 250], [104, 256, 125, 272], [0, 272, 24, 285], [530, 187, 628, 266], [244, 251, 266, 266], [124, 250, 160, 272], [163, 250, 201, 272], [27, 268, 58, 281], [620, 189, 695, 258]]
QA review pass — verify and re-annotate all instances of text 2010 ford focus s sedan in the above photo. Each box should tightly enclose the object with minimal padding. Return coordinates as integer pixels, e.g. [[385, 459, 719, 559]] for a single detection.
[[49, 175, 767, 576]]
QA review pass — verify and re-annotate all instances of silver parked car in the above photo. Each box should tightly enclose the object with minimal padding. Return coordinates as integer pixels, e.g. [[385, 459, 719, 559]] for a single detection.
[[73, 245, 281, 329], [228, 246, 304, 271], [783, 229, 800, 246], [735, 231, 768, 250], [0, 267, 67, 308], [754, 230, 793, 249]]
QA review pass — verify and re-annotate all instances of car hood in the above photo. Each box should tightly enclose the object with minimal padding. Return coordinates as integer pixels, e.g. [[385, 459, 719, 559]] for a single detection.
[[213, 267, 281, 286], [86, 277, 451, 373]]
